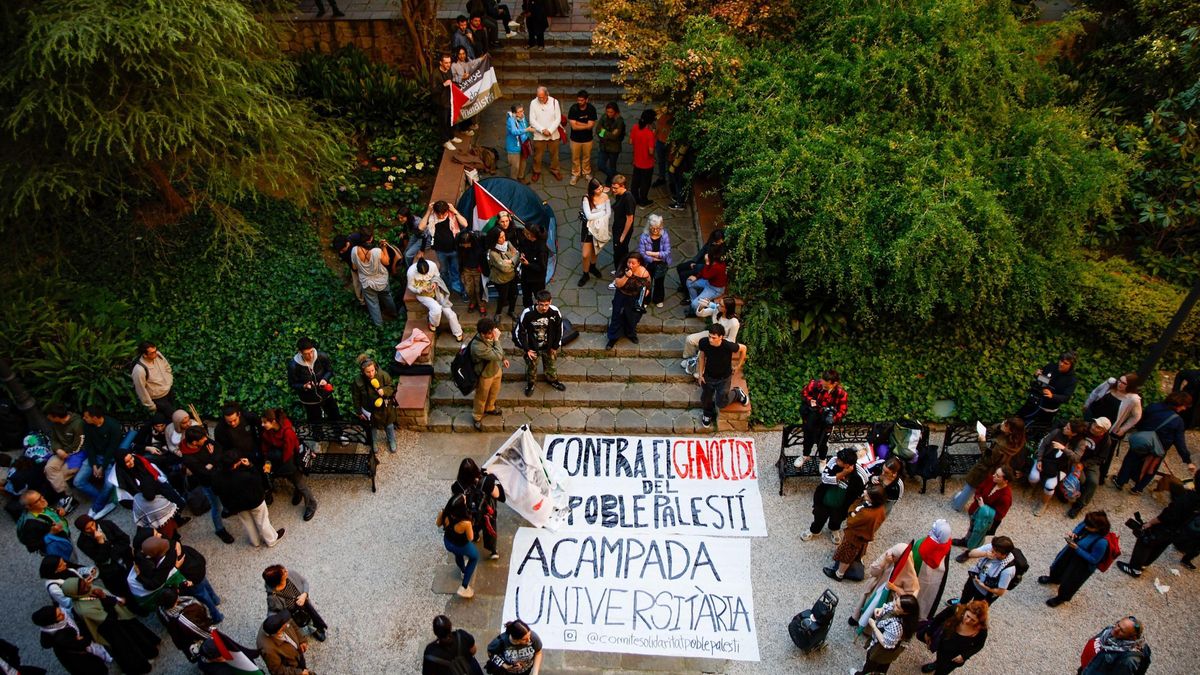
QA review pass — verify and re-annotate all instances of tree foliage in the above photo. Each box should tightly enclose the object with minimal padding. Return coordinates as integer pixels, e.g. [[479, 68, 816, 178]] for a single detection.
[[658, 0, 1131, 326], [0, 0, 345, 222]]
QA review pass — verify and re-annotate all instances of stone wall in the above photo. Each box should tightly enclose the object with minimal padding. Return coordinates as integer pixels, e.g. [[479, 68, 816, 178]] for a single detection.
[[276, 18, 420, 72]]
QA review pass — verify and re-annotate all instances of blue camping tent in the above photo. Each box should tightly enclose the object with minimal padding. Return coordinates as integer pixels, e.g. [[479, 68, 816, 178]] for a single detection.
[[455, 177, 558, 282]]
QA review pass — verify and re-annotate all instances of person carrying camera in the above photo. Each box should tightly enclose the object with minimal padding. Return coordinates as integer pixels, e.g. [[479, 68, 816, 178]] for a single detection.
[[1117, 473, 1200, 578], [1016, 351, 1079, 428], [287, 337, 341, 425], [795, 369, 849, 465]]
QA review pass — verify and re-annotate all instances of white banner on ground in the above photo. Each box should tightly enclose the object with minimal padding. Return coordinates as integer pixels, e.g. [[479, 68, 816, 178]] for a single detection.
[[541, 434, 767, 537], [482, 426, 570, 528], [502, 527, 759, 661]]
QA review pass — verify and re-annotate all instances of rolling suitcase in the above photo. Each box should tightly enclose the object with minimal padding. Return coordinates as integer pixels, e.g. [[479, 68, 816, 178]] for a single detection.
[[788, 588, 838, 653]]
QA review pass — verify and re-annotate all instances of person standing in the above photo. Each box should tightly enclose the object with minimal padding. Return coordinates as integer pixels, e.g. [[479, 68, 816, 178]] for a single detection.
[[470, 317, 509, 432], [696, 324, 748, 429], [44, 404, 84, 513], [260, 408, 319, 521], [131, 341, 176, 417], [457, 229, 487, 315], [213, 453, 283, 548], [513, 290, 565, 397], [637, 214, 672, 307], [527, 87, 562, 182], [566, 90, 597, 186], [485, 620, 543, 675], [287, 338, 341, 424], [802, 448, 868, 544], [313, 0, 344, 18], [629, 109, 656, 206], [824, 488, 889, 581], [652, 107, 672, 187], [352, 239, 398, 326], [132, 536, 224, 624], [579, 178, 610, 287], [452, 458, 507, 560], [437, 493, 479, 598], [178, 426, 236, 544], [349, 356, 399, 455], [422, 200, 469, 300], [596, 102, 625, 186], [916, 600, 989, 674], [1038, 510, 1112, 607], [955, 536, 1019, 605], [523, 0, 549, 50], [451, 15, 476, 59], [794, 370, 849, 465], [517, 224, 549, 308], [604, 253, 651, 350], [76, 406, 121, 520], [257, 611, 309, 675], [407, 257, 466, 341], [610, 178, 637, 278], [263, 565, 329, 643], [74, 514, 134, 599], [431, 53, 460, 151], [952, 467, 1013, 561], [468, 14, 490, 57], [1080, 616, 1151, 675], [488, 228, 520, 321], [851, 595, 920, 675], [506, 104, 531, 182], [1015, 351, 1079, 428], [423, 615, 483, 674], [31, 605, 111, 674], [156, 588, 214, 661], [1113, 391, 1195, 494], [1116, 482, 1200, 578], [853, 520, 952, 625], [59, 577, 160, 675]]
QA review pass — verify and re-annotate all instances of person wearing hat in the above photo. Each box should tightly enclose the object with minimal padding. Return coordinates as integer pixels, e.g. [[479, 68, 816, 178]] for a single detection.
[[287, 337, 342, 425], [257, 610, 312, 675], [1071, 417, 1115, 518]]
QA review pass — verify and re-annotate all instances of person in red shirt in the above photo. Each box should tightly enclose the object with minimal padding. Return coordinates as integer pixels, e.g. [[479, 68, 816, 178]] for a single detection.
[[795, 370, 849, 464], [954, 466, 1013, 562], [629, 109, 657, 206], [684, 248, 727, 316]]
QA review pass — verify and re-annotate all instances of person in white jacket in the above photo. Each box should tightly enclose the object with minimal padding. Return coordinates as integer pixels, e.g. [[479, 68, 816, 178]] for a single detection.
[[1082, 372, 1143, 484], [406, 257, 464, 341], [528, 87, 562, 181], [579, 178, 611, 287]]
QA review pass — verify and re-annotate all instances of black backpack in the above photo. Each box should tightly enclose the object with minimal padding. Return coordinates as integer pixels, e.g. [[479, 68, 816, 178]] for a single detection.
[[1004, 547, 1029, 590], [451, 336, 481, 395], [424, 631, 476, 675]]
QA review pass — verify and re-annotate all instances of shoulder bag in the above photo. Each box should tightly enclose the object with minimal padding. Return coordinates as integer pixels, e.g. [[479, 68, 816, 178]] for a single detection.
[[1127, 414, 1179, 458]]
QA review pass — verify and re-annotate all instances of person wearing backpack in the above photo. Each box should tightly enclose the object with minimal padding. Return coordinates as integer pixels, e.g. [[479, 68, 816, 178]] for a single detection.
[[470, 317, 508, 432], [1038, 510, 1113, 607], [1113, 392, 1195, 495], [423, 614, 483, 675], [956, 536, 1022, 605], [1116, 481, 1200, 578]]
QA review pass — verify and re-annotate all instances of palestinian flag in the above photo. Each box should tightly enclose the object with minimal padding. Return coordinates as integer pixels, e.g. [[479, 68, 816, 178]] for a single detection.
[[450, 54, 502, 125], [471, 180, 514, 233], [203, 630, 263, 673]]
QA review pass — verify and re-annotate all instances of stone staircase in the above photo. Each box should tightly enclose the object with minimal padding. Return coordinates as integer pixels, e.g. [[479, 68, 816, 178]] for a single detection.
[[491, 31, 625, 101], [404, 293, 751, 433]]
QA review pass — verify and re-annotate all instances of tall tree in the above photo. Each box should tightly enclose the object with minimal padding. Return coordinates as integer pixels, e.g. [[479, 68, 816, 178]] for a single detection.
[[0, 0, 345, 222]]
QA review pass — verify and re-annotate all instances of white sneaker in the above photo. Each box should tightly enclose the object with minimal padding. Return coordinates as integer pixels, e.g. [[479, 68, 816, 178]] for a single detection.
[[831, 530, 844, 545], [607, 281, 616, 290], [452, 136, 463, 143], [456, 585, 475, 598], [569, 175, 579, 186], [800, 532, 816, 542], [793, 455, 808, 469], [89, 501, 117, 520], [443, 141, 457, 151], [463, 129, 475, 136], [508, 20, 521, 30]]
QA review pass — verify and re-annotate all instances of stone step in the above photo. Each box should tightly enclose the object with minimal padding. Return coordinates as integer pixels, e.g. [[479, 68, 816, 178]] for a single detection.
[[431, 353, 697, 383], [498, 71, 622, 92], [433, 329, 688, 359], [492, 57, 619, 76], [431, 378, 701, 409], [427, 404, 749, 434], [404, 292, 708, 335], [491, 44, 614, 62]]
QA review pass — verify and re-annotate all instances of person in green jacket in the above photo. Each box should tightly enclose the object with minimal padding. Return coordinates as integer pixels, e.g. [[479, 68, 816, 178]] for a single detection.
[[470, 317, 509, 431], [597, 102, 626, 186], [76, 406, 121, 519], [350, 355, 400, 453]]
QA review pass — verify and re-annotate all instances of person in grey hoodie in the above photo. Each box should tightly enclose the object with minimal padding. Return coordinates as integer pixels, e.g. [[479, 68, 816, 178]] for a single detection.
[[286, 337, 341, 424]]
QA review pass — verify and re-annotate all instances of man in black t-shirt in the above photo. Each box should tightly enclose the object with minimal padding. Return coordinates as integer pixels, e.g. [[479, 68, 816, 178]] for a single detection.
[[609, 175, 637, 275], [567, 89, 598, 186], [422, 615, 483, 674], [697, 324, 748, 428]]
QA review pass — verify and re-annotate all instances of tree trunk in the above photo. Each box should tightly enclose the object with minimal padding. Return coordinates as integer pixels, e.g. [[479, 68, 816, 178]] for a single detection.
[[399, 0, 433, 75], [144, 158, 189, 213], [0, 358, 50, 435]]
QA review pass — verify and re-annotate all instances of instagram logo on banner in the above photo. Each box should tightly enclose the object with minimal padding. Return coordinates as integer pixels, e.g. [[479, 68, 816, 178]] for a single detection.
[[562, 630, 577, 643]]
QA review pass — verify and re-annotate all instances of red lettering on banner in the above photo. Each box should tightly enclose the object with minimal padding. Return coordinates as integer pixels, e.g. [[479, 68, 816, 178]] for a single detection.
[[670, 439, 756, 481], [671, 440, 690, 478]]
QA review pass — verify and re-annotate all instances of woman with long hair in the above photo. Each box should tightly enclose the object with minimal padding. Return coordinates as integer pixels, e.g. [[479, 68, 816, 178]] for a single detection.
[[951, 417, 1026, 510], [488, 228, 520, 321], [1031, 419, 1091, 516], [852, 594, 920, 675], [604, 252, 651, 349], [917, 599, 989, 674], [451, 458, 507, 560], [517, 223, 549, 308], [260, 408, 318, 520], [1039, 510, 1112, 606], [437, 493, 479, 599], [578, 177, 610, 286]]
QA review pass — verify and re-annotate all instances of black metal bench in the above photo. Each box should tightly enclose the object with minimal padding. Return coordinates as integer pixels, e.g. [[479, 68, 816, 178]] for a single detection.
[[777, 423, 874, 496], [295, 421, 378, 492], [935, 420, 1054, 493]]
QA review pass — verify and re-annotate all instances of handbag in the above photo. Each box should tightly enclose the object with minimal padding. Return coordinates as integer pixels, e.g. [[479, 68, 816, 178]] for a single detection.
[[559, 113, 569, 145], [520, 138, 532, 158], [1128, 414, 1177, 457], [297, 443, 317, 474], [633, 285, 648, 314]]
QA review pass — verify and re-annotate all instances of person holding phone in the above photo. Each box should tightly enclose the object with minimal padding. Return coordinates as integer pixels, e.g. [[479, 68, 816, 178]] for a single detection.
[[604, 253, 651, 350]]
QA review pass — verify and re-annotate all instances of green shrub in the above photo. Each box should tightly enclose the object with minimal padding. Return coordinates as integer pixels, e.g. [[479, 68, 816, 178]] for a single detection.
[[294, 47, 434, 138]]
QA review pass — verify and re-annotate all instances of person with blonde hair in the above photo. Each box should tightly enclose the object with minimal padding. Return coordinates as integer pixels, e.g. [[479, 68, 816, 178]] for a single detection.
[[916, 599, 989, 674]]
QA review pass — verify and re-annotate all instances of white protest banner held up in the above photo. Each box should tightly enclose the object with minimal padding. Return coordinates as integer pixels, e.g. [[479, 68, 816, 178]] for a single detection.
[[542, 434, 767, 537], [503, 527, 760, 661], [482, 426, 569, 528]]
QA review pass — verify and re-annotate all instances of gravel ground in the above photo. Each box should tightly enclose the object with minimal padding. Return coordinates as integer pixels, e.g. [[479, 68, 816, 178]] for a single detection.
[[2, 429, 1196, 674]]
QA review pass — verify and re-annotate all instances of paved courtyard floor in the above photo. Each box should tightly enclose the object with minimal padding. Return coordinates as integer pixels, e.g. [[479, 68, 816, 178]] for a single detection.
[[2, 429, 1196, 673]]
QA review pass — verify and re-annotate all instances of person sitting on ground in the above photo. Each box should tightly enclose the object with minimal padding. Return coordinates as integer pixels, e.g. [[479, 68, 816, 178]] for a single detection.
[[77, 405, 122, 520], [264, 565, 330, 643], [684, 247, 727, 317], [802, 447, 868, 544], [1113, 391, 1195, 494], [682, 297, 739, 376], [696, 324, 748, 428], [1080, 616, 1151, 675], [44, 403, 84, 514], [513, 290, 566, 397], [407, 257, 465, 341], [824, 487, 889, 582], [953, 467, 1013, 561], [17, 490, 74, 560], [423, 614, 483, 674], [75, 514, 134, 598], [1016, 351, 1079, 428], [956, 536, 1018, 605], [1030, 419, 1091, 517]]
